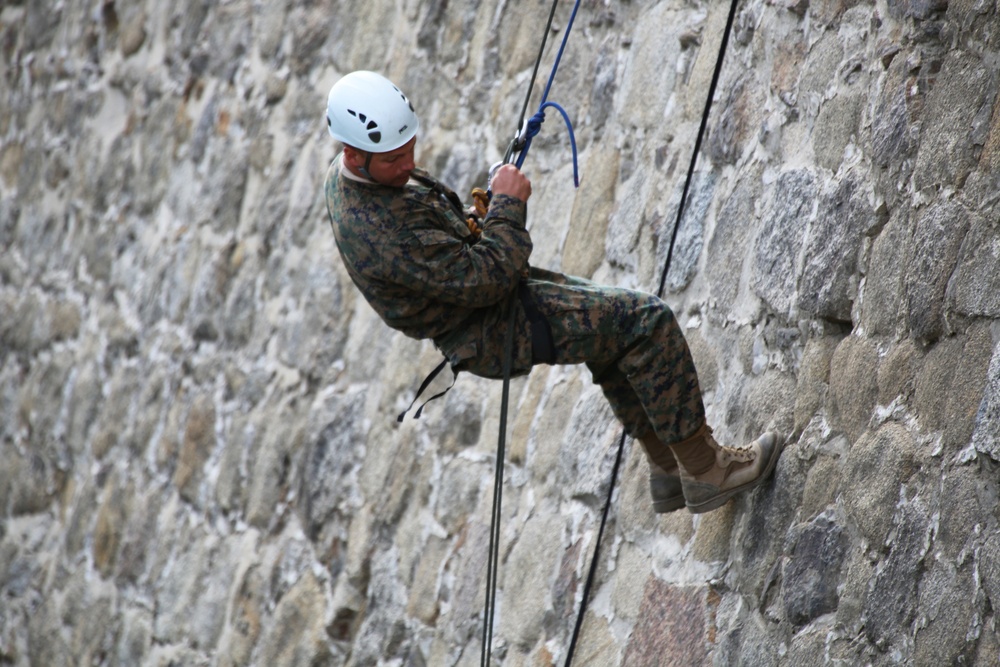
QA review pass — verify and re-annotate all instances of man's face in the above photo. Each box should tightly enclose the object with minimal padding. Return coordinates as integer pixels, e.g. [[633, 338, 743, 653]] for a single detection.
[[346, 137, 417, 188]]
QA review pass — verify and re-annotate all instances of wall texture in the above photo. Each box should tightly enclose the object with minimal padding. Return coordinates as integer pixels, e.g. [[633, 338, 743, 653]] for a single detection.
[[2, 0, 1000, 665]]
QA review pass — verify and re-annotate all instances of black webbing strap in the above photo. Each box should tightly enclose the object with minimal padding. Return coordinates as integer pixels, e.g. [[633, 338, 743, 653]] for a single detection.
[[519, 282, 556, 365], [396, 358, 456, 422]]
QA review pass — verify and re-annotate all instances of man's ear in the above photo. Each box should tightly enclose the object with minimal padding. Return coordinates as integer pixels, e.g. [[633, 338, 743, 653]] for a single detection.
[[342, 146, 364, 169]]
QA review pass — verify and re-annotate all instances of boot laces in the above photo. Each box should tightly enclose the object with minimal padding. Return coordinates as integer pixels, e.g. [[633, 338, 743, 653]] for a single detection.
[[707, 428, 756, 464], [719, 444, 756, 464]]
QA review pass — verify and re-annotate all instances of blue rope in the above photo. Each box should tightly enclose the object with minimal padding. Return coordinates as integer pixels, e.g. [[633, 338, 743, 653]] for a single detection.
[[515, 102, 579, 186], [511, 0, 582, 188]]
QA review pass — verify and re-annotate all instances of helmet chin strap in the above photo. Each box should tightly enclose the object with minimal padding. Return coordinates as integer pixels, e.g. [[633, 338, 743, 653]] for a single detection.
[[360, 150, 375, 181]]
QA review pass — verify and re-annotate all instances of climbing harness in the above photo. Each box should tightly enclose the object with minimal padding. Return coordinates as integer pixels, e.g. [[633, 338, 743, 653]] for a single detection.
[[562, 0, 743, 665]]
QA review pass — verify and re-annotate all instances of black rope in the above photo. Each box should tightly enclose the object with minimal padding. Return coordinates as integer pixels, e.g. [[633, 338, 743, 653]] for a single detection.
[[503, 0, 562, 166], [562, 0, 742, 663], [481, 1, 564, 663], [481, 294, 518, 667], [656, 1, 740, 301]]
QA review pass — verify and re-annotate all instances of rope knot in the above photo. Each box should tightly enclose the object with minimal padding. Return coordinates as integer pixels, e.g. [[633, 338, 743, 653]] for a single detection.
[[524, 110, 546, 140]]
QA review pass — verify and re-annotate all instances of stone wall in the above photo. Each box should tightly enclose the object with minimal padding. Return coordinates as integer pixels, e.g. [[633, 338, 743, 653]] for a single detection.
[[2, 0, 999, 664]]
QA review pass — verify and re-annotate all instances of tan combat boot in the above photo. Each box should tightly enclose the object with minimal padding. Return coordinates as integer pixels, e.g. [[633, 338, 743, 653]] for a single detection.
[[638, 433, 686, 513], [668, 424, 784, 514]]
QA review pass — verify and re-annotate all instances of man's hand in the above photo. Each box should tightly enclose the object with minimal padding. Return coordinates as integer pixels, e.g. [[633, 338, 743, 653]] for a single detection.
[[490, 164, 532, 202]]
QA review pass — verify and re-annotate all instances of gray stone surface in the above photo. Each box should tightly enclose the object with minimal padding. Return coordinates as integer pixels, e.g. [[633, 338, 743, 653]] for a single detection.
[[841, 423, 917, 547], [781, 511, 848, 627], [972, 340, 1000, 461], [798, 173, 870, 322], [707, 172, 760, 310], [2, 0, 1000, 664], [904, 200, 971, 341]]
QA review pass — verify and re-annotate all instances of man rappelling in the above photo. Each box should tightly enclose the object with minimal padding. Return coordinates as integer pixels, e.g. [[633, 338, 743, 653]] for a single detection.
[[322, 70, 785, 515]]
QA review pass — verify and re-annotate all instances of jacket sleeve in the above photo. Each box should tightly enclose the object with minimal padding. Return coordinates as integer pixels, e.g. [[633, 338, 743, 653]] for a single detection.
[[390, 194, 532, 308]]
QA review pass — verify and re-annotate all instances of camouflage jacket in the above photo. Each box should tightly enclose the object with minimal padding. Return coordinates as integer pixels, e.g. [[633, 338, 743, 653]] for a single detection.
[[324, 155, 535, 377]]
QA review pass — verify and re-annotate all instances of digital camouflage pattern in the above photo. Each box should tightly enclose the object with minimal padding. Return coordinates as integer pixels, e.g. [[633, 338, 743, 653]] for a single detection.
[[324, 155, 705, 445], [325, 155, 535, 375]]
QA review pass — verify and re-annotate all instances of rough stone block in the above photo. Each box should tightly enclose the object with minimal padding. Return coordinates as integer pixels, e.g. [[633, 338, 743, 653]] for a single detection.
[[948, 215, 1000, 319], [508, 368, 548, 466], [499, 513, 564, 649], [427, 376, 486, 457], [218, 562, 266, 666], [742, 370, 796, 443], [863, 494, 932, 649], [732, 442, 809, 598], [798, 173, 871, 323], [770, 37, 806, 105], [658, 171, 716, 294], [912, 51, 996, 191], [246, 414, 299, 529], [527, 373, 582, 482], [114, 609, 153, 667], [556, 386, 618, 507], [298, 389, 365, 540], [610, 541, 653, 620], [841, 423, 916, 547], [915, 325, 993, 451], [569, 611, 621, 666], [752, 170, 816, 316], [877, 337, 923, 406], [256, 570, 331, 667], [622, 580, 708, 666], [794, 335, 842, 432], [135, 98, 183, 216], [829, 334, 879, 442], [93, 476, 126, 577], [617, 2, 680, 130], [115, 485, 163, 586], [814, 92, 864, 172], [690, 502, 735, 564], [707, 171, 761, 310], [871, 53, 919, 168], [435, 457, 484, 534], [708, 78, 755, 166], [407, 535, 448, 625], [971, 338, 1000, 461], [904, 200, 972, 342], [913, 561, 979, 665], [563, 147, 618, 278], [781, 511, 847, 627], [67, 584, 117, 664], [174, 399, 216, 504], [942, 322, 994, 450], [119, 9, 147, 57], [798, 454, 841, 520]]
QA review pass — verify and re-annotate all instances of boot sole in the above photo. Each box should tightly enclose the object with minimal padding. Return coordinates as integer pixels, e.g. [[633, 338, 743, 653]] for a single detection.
[[652, 495, 687, 513], [686, 434, 785, 514]]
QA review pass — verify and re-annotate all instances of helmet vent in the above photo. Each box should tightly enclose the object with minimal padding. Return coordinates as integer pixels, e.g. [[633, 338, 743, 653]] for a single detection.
[[346, 109, 381, 143], [392, 86, 414, 112]]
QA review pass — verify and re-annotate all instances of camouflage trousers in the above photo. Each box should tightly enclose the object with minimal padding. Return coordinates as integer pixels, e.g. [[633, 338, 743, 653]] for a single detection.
[[520, 267, 705, 447]]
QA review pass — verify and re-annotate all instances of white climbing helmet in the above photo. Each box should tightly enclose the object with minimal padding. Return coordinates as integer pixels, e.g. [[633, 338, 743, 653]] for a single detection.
[[325, 71, 420, 152]]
